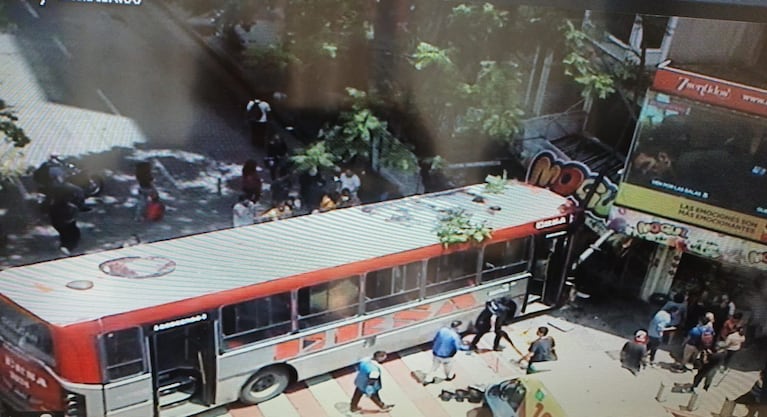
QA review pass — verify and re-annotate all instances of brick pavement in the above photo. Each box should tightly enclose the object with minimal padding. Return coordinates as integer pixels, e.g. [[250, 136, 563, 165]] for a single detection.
[[192, 307, 762, 417]]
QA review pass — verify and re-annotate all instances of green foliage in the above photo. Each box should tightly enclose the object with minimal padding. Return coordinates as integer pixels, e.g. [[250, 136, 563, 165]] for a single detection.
[[412, 42, 454, 71], [320, 89, 417, 173], [289, 141, 337, 173], [457, 61, 525, 141], [561, 20, 617, 100], [243, 44, 297, 73], [484, 170, 509, 194], [0, 99, 30, 182], [435, 209, 493, 248]]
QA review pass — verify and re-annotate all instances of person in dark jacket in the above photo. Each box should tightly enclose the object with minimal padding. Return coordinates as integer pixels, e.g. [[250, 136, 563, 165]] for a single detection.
[[422, 320, 470, 385], [689, 345, 727, 393], [621, 330, 649, 375], [241, 159, 262, 203], [469, 297, 523, 356], [49, 198, 80, 255], [736, 370, 766, 417], [299, 166, 326, 212], [265, 135, 289, 181]]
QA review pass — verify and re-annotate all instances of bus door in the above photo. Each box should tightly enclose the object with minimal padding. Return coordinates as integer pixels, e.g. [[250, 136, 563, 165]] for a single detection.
[[149, 315, 216, 412]]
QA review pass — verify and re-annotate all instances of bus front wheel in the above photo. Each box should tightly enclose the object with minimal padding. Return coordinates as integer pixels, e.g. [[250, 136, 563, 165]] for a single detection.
[[239, 366, 291, 404]]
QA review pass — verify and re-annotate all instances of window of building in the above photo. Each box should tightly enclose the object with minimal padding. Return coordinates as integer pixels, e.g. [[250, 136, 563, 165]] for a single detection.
[[481, 237, 531, 282], [298, 276, 360, 329], [221, 292, 292, 348], [100, 327, 146, 382], [425, 250, 478, 297], [365, 262, 423, 311]]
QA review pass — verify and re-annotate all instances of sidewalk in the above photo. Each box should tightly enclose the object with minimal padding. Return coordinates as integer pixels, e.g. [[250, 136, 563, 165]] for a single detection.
[[201, 299, 762, 417]]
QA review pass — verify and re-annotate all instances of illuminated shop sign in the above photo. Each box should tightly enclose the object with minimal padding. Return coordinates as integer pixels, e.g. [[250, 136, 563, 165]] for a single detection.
[[609, 207, 767, 270], [615, 88, 767, 242]]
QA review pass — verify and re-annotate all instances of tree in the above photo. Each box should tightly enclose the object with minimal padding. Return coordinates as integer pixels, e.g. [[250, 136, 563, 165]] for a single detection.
[[0, 98, 30, 185], [407, 3, 527, 149], [319, 88, 418, 173]]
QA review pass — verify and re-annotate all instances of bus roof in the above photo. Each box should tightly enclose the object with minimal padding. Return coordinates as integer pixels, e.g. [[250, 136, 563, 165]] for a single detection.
[[0, 182, 570, 327]]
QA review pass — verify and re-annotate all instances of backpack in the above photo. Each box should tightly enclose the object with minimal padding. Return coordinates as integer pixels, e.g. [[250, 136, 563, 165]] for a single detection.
[[146, 199, 165, 221], [700, 327, 715, 348]]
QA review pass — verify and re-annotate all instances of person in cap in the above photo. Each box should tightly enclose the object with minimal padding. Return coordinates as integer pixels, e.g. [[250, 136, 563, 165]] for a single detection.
[[621, 330, 649, 375], [422, 320, 470, 385]]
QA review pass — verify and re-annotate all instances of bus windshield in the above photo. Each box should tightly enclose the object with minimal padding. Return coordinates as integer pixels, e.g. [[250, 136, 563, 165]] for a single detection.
[[0, 300, 55, 366]]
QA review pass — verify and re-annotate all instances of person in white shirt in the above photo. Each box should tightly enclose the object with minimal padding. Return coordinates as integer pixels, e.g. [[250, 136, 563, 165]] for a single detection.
[[232, 195, 256, 227], [338, 168, 361, 196], [724, 326, 746, 369], [246, 99, 272, 147]]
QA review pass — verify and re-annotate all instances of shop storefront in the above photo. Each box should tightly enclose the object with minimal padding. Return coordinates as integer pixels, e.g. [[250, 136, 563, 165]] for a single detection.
[[610, 63, 767, 337]]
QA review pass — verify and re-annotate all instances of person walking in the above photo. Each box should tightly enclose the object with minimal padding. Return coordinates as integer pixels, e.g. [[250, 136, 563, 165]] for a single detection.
[[621, 330, 649, 376], [689, 345, 726, 393], [647, 305, 679, 366], [241, 159, 262, 203], [679, 316, 708, 370], [469, 297, 523, 356], [422, 320, 470, 385], [134, 161, 156, 222], [49, 197, 80, 255], [662, 292, 687, 344], [350, 351, 394, 413], [520, 326, 557, 374], [246, 98, 271, 148]]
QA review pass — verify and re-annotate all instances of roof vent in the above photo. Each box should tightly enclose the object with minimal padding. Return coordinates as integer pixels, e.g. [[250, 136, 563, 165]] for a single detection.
[[99, 256, 176, 279], [66, 280, 94, 290]]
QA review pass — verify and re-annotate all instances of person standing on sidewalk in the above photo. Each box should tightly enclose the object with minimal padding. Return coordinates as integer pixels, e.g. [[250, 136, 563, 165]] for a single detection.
[[350, 351, 394, 413], [246, 98, 272, 148], [621, 330, 649, 376], [662, 292, 687, 344], [723, 326, 746, 369], [241, 159, 262, 203], [422, 320, 470, 385], [647, 305, 679, 366]]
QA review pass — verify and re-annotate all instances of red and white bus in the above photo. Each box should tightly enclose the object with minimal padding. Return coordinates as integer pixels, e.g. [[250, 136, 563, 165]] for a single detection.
[[0, 182, 575, 417]]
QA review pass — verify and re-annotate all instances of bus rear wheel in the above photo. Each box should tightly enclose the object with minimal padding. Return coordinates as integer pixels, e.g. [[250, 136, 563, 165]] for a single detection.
[[239, 366, 291, 404]]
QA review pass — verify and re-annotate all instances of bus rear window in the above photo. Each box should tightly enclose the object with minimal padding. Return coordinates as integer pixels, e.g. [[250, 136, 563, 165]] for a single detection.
[[0, 301, 54, 366]]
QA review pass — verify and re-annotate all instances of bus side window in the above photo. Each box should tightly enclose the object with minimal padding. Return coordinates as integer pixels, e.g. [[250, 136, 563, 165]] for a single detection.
[[481, 238, 531, 282], [425, 250, 478, 297], [220, 292, 292, 349], [298, 276, 359, 329], [99, 327, 146, 382], [365, 262, 421, 311]]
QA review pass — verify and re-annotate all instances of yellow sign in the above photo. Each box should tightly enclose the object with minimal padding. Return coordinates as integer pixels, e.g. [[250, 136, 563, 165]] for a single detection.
[[615, 184, 767, 243], [520, 377, 567, 417]]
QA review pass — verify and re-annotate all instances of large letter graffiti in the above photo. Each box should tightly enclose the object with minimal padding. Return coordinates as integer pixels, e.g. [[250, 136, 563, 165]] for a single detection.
[[526, 151, 618, 220]]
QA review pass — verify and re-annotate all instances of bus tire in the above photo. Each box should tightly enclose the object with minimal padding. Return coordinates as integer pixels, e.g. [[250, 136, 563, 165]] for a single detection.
[[239, 366, 291, 404]]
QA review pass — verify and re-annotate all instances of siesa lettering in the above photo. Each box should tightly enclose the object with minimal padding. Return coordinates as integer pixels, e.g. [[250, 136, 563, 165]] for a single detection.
[[526, 151, 617, 219]]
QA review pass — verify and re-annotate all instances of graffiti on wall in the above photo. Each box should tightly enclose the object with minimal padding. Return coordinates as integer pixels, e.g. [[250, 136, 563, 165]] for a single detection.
[[526, 151, 618, 222]]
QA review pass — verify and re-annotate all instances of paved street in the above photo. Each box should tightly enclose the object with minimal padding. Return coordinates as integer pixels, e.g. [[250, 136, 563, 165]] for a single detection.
[[0, 0, 271, 268], [196, 301, 763, 417]]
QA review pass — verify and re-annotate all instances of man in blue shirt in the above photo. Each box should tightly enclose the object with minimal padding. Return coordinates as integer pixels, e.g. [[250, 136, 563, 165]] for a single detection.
[[647, 305, 679, 365], [351, 351, 394, 413], [423, 320, 470, 385]]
